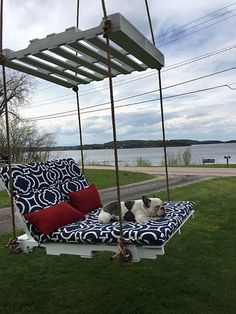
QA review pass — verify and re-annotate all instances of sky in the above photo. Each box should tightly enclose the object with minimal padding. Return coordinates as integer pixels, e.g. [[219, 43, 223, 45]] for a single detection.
[[2, 0, 236, 146]]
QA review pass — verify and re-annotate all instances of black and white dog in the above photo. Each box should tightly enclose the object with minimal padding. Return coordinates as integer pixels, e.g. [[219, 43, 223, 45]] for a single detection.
[[98, 196, 165, 224]]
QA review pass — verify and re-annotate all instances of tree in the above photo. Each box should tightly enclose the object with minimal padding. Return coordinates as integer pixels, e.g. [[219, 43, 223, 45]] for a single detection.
[[0, 69, 34, 118], [0, 116, 55, 163], [0, 69, 55, 162]]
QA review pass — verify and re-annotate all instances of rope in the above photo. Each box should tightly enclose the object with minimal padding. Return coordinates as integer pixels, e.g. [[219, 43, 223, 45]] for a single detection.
[[73, 86, 85, 173], [144, 0, 156, 45], [76, 0, 80, 28], [157, 70, 170, 200], [101, 0, 132, 265], [0, 0, 21, 253], [0, 0, 3, 53], [144, 0, 170, 200], [73, 0, 85, 173]]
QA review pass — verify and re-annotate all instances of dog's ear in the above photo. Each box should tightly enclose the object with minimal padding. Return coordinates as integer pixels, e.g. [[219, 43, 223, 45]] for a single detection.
[[142, 195, 151, 208]]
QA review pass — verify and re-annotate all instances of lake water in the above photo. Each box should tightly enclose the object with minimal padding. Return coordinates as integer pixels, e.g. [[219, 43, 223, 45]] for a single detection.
[[51, 143, 236, 166]]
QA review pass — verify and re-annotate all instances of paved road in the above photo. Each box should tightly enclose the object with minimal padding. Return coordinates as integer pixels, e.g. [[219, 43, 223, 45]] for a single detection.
[[98, 175, 211, 203], [88, 165, 236, 202], [0, 207, 14, 234]]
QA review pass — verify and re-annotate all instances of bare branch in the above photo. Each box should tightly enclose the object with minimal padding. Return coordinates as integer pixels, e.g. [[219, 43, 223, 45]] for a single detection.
[[0, 69, 35, 118]]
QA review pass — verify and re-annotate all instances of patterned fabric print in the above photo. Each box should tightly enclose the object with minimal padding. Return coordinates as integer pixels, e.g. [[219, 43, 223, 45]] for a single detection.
[[23, 162, 55, 191], [15, 187, 64, 215], [0, 158, 87, 195], [48, 158, 88, 185], [39, 201, 194, 246], [0, 165, 28, 196], [0, 162, 54, 195], [15, 187, 65, 240], [58, 179, 88, 201], [0, 166, 8, 189]]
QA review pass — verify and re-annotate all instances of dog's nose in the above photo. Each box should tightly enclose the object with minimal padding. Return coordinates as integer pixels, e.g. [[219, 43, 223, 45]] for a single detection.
[[160, 206, 166, 216]]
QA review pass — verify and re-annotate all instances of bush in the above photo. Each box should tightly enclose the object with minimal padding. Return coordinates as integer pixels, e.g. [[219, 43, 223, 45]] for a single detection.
[[162, 148, 194, 166], [136, 157, 152, 167], [182, 148, 192, 165], [166, 152, 183, 166]]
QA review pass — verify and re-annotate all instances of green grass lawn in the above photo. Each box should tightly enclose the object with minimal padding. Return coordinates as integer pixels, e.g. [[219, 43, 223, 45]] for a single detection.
[[84, 168, 154, 189], [0, 177, 235, 313], [0, 190, 10, 208]]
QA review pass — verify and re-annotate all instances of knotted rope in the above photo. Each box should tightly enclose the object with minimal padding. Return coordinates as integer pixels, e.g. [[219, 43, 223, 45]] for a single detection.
[[101, 0, 132, 265]]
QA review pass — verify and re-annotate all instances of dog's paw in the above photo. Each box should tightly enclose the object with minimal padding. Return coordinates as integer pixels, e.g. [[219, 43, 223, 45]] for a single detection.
[[98, 211, 111, 224]]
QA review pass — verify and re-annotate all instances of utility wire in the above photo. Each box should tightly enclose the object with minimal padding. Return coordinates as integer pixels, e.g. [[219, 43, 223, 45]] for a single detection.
[[158, 8, 236, 45], [41, 66, 236, 114], [157, 1, 236, 39], [21, 66, 236, 117], [25, 83, 234, 121], [159, 12, 236, 47], [23, 44, 236, 109]]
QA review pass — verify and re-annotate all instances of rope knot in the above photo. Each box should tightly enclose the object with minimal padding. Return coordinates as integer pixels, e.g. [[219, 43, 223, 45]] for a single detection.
[[103, 19, 112, 38], [72, 85, 79, 92], [110, 239, 133, 266], [5, 237, 22, 254]]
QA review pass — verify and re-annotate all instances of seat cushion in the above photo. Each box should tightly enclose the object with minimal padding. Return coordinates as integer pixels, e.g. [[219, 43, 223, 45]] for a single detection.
[[37, 201, 195, 245]]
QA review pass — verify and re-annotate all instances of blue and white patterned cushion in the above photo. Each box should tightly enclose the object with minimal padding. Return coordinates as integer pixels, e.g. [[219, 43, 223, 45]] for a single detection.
[[48, 158, 88, 183], [0, 162, 54, 195], [22, 162, 55, 191], [0, 158, 88, 195], [58, 179, 88, 200], [15, 187, 64, 215], [36, 201, 194, 246]]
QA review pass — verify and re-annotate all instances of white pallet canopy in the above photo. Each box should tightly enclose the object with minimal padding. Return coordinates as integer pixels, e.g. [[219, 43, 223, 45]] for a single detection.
[[1, 13, 164, 88]]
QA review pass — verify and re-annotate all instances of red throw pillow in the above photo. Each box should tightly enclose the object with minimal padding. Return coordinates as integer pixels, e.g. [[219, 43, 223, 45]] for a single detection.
[[68, 183, 102, 214], [24, 202, 85, 235]]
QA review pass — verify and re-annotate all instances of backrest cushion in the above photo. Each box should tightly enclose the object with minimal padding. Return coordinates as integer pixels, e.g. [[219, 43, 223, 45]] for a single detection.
[[58, 179, 88, 200], [0, 158, 89, 195], [0, 162, 54, 196], [48, 158, 88, 185], [15, 187, 64, 215]]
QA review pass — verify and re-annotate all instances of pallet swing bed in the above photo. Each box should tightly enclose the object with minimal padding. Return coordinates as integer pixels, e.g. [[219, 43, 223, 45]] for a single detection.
[[0, 0, 194, 264]]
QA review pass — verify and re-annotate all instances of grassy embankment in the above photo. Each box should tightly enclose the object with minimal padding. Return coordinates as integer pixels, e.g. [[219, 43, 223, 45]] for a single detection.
[[0, 176, 235, 313]]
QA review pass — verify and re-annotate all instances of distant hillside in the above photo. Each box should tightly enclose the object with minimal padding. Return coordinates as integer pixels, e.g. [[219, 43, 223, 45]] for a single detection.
[[52, 139, 236, 151]]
